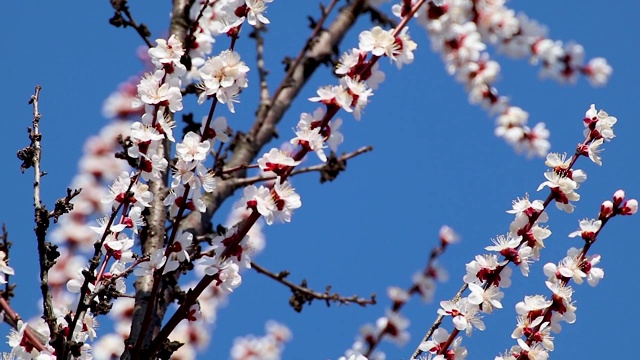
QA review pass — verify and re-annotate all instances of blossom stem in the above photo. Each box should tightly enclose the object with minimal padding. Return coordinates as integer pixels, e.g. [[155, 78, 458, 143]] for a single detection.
[[0, 296, 46, 352], [364, 231, 453, 357]]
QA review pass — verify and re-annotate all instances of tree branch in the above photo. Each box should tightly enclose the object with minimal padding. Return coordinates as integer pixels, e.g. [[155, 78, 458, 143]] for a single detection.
[[109, 0, 153, 48], [251, 261, 377, 312], [21, 85, 59, 341], [179, 0, 370, 236], [232, 145, 374, 187]]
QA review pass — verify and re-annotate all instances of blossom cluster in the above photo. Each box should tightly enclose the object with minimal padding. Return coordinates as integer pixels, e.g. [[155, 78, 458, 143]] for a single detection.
[[496, 190, 637, 360], [415, 105, 619, 359], [5, 1, 627, 359], [186, 0, 273, 80], [377, 0, 612, 157]]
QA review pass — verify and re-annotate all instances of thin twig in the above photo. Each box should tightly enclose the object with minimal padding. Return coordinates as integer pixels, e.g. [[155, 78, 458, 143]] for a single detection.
[[232, 145, 373, 187], [109, 0, 154, 48], [251, 261, 376, 310], [364, 229, 457, 357], [25, 85, 58, 340]]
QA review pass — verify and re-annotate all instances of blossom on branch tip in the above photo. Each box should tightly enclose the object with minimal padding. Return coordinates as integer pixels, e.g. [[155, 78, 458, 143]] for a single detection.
[[543, 247, 604, 287], [101, 233, 134, 263], [584, 57, 612, 87], [141, 108, 176, 142], [172, 231, 194, 262], [515, 295, 552, 321], [545, 280, 577, 324], [148, 34, 187, 76], [341, 77, 373, 120], [511, 316, 555, 351], [439, 225, 460, 244], [291, 125, 327, 162], [583, 104, 617, 142], [7, 321, 40, 359], [510, 338, 550, 360], [89, 216, 127, 236], [621, 199, 638, 215]]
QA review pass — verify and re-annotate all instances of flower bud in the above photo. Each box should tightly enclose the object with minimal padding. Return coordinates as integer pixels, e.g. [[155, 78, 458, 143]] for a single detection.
[[613, 189, 625, 207], [599, 200, 614, 219], [621, 199, 638, 215]]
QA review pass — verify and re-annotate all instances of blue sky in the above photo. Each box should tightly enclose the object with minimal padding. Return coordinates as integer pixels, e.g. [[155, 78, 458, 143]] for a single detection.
[[2, 1, 639, 359]]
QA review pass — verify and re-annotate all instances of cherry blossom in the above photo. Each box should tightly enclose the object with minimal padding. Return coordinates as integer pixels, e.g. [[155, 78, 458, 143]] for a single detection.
[[568, 219, 602, 242], [148, 34, 187, 76], [438, 298, 485, 336], [176, 131, 211, 163]]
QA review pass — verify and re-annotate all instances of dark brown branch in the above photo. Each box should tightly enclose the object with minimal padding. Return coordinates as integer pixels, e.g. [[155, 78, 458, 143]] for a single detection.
[[251, 261, 376, 312], [123, 1, 193, 358], [109, 0, 153, 48], [20, 85, 59, 342]]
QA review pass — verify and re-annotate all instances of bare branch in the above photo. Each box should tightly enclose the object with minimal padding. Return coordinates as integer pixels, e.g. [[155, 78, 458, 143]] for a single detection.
[[20, 85, 59, 341], [232, 145, 374, 187], [109, 0, 153, 48], [251, 261, 377, 312]]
